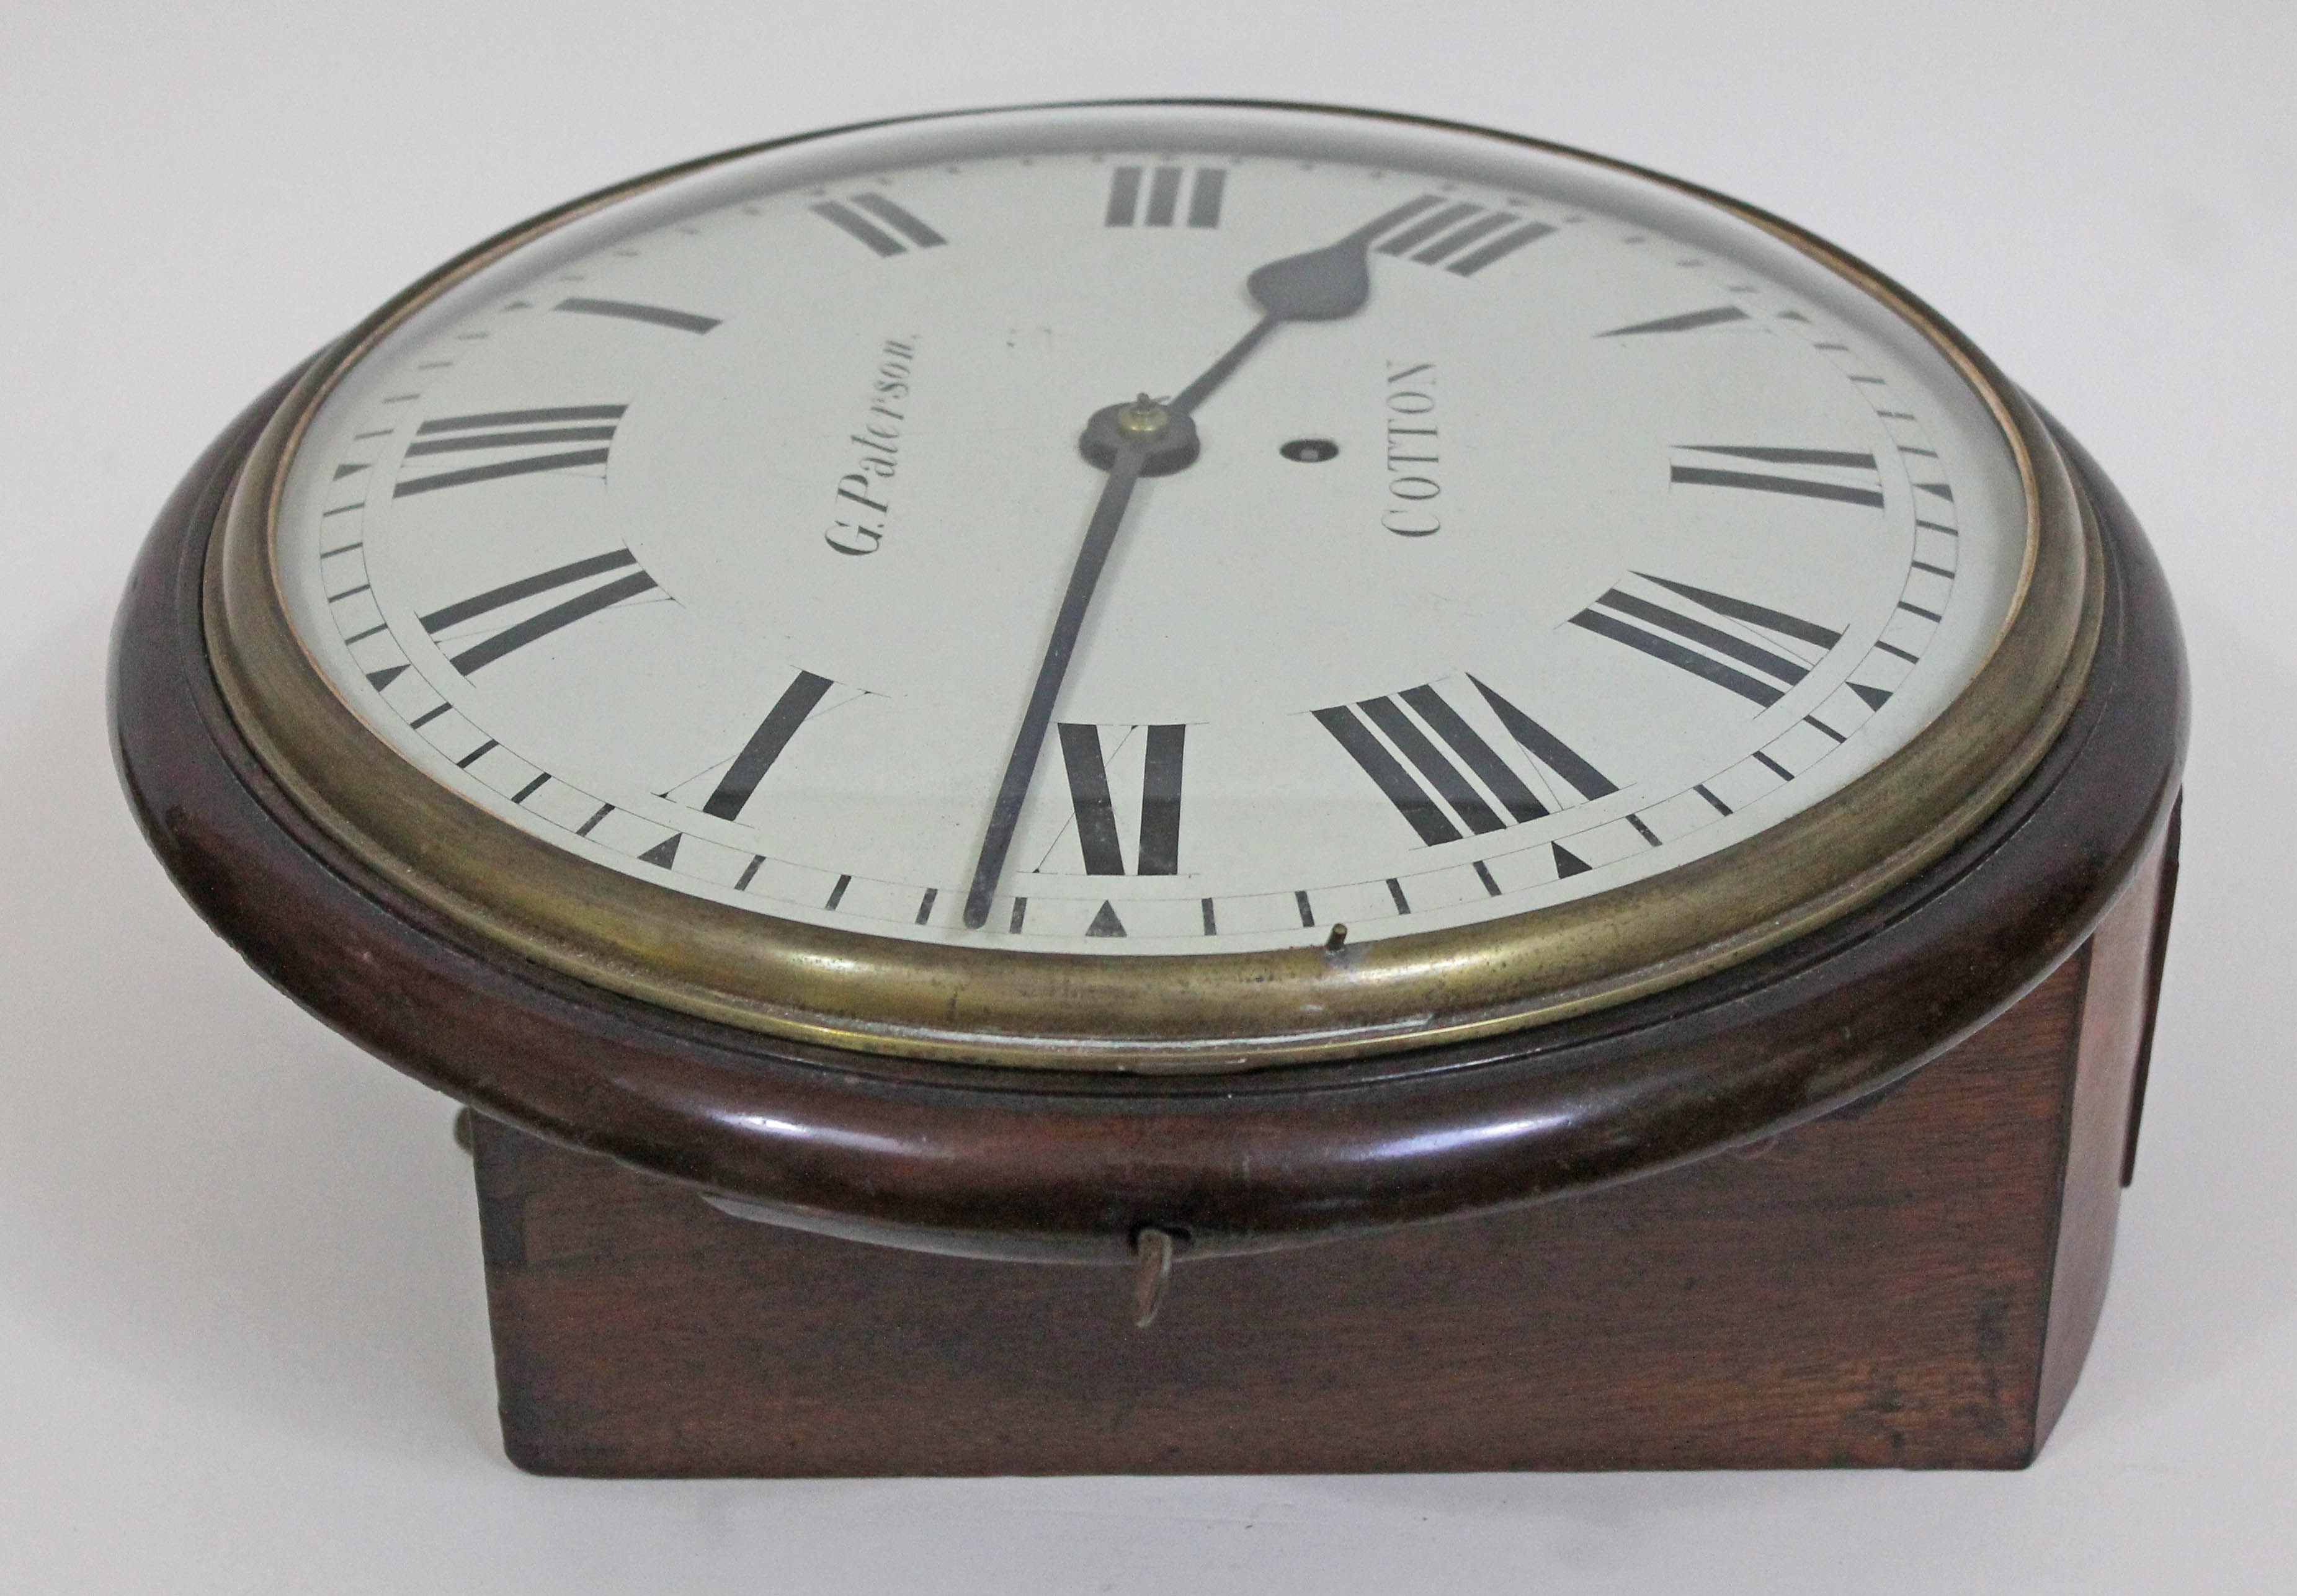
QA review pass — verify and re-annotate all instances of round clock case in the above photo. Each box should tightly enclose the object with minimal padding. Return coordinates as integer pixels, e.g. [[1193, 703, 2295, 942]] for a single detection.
[[111, 102, 2185, 1268]]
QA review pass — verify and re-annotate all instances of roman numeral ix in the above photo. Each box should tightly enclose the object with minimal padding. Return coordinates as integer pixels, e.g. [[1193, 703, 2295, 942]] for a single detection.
[[1316, 677, 1613, 847], [395, 404, 625, 498], [419, 548, 658, 675], [1568, 574, 1842, 708], [1056, 723, 1185, 875], [1105, 164, 1224, 228]]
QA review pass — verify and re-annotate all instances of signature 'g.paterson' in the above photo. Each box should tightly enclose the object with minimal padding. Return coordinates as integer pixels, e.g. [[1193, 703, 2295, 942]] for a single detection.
[[824, 335, 919, 556]]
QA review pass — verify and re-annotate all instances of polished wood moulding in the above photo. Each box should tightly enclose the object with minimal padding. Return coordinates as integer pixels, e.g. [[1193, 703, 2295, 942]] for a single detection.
[[112, 363, 2186, 1472], [475, 827, 2172, 1474]]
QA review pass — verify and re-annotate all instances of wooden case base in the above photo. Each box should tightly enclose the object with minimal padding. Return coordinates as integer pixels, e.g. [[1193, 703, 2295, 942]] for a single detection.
[[471, 822, 2174, 1476]]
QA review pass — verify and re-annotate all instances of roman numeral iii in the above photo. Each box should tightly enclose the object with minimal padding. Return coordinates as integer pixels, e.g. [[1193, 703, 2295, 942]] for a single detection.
[[1056, 723, 1185, 875], [1568, 574, 1842, 708], [395, 404, 625, 498], [1316, 677, 1613, 847]]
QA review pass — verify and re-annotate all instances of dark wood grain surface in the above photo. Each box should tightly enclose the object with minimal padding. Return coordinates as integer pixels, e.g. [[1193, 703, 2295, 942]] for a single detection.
[[2033, 805, 2173, 1437], [475, 842, 2169, 1474]]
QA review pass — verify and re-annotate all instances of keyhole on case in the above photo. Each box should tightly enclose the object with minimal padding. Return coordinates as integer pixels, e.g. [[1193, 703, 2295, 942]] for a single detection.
[[1280, 437, 1340, 463]]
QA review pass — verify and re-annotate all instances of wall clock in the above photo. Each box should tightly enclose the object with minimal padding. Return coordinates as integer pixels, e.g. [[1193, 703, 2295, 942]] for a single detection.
[[112, 100, 2185, 1474]]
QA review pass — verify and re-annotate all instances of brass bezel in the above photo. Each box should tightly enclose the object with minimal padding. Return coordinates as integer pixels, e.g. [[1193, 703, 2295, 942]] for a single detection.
[[204, 103, 2098, 1072]]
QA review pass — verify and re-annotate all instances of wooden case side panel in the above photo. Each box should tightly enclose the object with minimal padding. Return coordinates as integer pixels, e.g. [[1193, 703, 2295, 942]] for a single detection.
[[472, 951, 2090, 1476], [2122, 794, 2183, 1186], [2032, 817, 2175, 1445]]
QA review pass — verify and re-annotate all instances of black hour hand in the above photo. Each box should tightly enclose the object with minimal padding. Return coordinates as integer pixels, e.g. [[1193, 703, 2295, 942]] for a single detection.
[[1171, 195, 1447, 417], [1246, 234, 1373, 321], [1249, 193, 1448, 320]]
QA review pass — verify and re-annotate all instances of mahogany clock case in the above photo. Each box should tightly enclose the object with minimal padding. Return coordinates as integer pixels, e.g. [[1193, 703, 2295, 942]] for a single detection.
[[110, 356, 2185, 1265], [466, 844, 2172, 1476], [195, 102, 2095, 1077], [110, 309, 2183, 1469]]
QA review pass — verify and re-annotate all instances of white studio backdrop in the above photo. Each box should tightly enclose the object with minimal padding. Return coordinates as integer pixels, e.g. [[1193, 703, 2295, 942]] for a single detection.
[[2, 2, 2290, 1591]]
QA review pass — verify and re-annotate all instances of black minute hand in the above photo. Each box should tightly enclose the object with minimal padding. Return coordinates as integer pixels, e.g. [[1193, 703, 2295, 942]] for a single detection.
[[960, 197, 1433, 931], [962, 429, 1154, 930]]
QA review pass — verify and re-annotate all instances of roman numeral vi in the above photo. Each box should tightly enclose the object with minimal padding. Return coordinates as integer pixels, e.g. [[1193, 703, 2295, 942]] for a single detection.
[[1056, 723, 1185, 875]]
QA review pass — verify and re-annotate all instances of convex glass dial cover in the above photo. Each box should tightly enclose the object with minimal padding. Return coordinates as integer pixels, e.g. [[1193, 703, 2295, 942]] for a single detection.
[[210, 101, 2092, 1068]]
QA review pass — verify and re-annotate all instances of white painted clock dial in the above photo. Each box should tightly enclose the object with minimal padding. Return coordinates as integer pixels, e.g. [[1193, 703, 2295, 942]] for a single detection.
[[272, 104, 2026, 955]]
